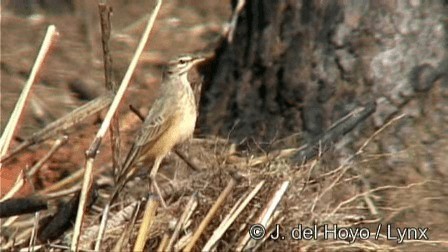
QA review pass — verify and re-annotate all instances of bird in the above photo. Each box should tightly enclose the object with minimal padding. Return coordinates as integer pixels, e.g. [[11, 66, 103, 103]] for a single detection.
[[111, 55, 205, 206]]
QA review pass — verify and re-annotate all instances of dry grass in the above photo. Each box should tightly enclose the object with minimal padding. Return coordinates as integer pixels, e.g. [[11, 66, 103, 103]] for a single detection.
[[2, 128, 426, 250]]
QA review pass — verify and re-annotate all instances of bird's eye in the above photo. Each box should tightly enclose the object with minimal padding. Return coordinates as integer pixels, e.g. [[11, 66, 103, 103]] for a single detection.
[[179, 59, 186, 64]]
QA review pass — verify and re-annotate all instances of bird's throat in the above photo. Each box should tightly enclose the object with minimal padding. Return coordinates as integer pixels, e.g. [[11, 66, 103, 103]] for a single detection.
[[179, 72, 190, 87]]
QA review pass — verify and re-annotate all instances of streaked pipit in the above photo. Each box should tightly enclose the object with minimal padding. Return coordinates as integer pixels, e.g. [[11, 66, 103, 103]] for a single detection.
[[117, 55, 205, 206]]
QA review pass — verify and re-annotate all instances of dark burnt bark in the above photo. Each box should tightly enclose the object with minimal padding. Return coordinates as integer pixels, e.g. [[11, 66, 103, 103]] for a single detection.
[[198, 0, 447, 148]]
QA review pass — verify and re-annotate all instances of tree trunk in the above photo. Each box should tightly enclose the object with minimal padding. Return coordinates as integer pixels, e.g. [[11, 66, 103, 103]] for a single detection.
[[199, 0, 447, 148]]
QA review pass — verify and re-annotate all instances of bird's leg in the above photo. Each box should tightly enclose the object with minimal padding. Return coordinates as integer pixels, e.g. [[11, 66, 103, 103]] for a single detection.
[[149, 156, 167, 208]]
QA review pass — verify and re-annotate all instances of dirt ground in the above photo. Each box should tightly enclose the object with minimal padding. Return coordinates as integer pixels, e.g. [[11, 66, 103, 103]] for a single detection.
[[1, 1, 447, 251]]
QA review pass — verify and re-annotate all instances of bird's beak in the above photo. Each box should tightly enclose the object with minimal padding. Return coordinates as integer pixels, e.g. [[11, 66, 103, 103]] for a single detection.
[[192, 57, 206, 65]]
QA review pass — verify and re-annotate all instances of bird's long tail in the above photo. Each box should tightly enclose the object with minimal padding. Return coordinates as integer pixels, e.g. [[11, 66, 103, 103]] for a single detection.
[[109, 144, 141, 204]]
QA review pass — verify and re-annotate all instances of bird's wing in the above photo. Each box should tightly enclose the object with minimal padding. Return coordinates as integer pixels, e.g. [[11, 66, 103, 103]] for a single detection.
[[118, 93, 176, 180], [135, 94, 177, 147]]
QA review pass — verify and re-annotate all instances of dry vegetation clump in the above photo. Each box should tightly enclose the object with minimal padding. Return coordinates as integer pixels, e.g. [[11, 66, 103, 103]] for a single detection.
[[2, 133, 404, 251], [5, 124, 447, 250]]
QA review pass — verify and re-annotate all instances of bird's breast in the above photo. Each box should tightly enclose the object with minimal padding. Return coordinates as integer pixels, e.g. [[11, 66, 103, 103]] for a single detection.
[[176, 94, 197, 142]]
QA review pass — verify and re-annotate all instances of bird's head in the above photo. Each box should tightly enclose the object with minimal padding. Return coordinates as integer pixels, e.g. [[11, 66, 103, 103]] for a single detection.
[[166, 55, 205, 76]]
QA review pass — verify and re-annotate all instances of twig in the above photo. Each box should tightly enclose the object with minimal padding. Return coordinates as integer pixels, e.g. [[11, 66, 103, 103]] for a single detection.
[[353, 114, 406, 216], [5, 227, 33, 249], [184, 178, 236, 252], [98, 3, 116, 92], [227, 147, 300, 167], [1, 216, 19, 229], [290, 102, 376, 164], [80, 200, 140, 248], [40, 169, 83, 194], [134, 195, 159, 251], [325, 181, 428, 222], [252, 215, 284, 251], [0, 170, 25, 202], [110, 119, 122, 183], [203, 180, 265, 251], [28, 93, 113, 143], [174, 149, 200, 171], [98, 2, 122, 183], [40, 165, 108, 194], [0, 93, 114, 164], [71, 1, 163, 250], [157, 233, 170, 252], [167, 193, 198, 250], [175, 232, 192, 251], [0, 25, 58, 158], [94, 202, 110, 251], [228, 103, 377, 168], [255, 181, 289, 227], [18, 245, 43, 252], [237, 181, 289, 251], [310, 163, 350, 213], [28, 212, 40, 251], [27, 135, 68, 177], [45, 186, 81, 200], [356, 113, 406, 155], [226, 0, 246, 43], [95, 197, 112, 251], [111, 201, 142, 251]]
